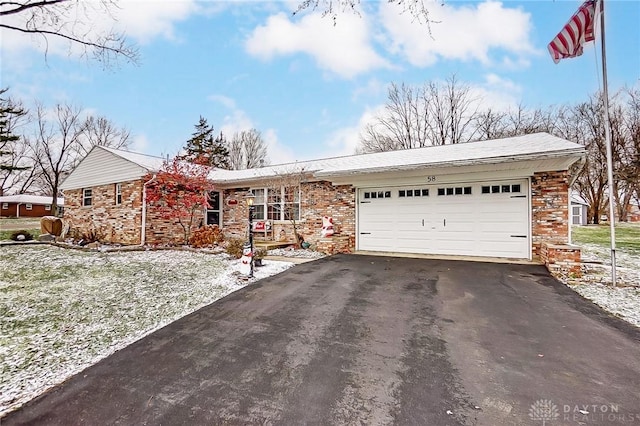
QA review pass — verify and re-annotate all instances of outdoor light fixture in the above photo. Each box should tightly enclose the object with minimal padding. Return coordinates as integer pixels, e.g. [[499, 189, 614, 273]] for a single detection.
[[246, 193, 255, 278]]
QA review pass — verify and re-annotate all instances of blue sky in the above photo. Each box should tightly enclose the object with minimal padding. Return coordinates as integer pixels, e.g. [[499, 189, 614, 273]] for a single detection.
[[1, 0, 638, 164]]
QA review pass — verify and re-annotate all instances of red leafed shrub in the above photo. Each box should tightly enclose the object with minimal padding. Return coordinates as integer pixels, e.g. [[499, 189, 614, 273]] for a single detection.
[[144, 158, 214, 245], [190, 225, 225, 248]]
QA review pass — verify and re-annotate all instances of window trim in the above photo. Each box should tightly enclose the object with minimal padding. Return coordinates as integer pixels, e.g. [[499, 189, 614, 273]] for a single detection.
[[251, 186, 301, 222], [45, 204, 51, 211], [1, 203, 8, 210], [25, 203, 33, 210], [82, 188, 93, 207], [115, 183, 122, 205]]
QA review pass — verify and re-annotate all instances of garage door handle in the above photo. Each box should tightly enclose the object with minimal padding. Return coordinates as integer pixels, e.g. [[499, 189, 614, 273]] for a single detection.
[[360, 232, 371, 235], [510, 235, 527, 238], [511, 195, 526, 198], [360, 201, 371, 204]]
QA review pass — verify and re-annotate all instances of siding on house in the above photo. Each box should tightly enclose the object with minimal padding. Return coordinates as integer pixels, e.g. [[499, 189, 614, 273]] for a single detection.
[[60, 146, 159, 190]]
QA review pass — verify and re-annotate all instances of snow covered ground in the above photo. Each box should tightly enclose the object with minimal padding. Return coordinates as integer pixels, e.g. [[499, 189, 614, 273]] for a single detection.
[[558, 244, 640, 328], [1, 242, 638, 416], [0, 245, 294, 415]]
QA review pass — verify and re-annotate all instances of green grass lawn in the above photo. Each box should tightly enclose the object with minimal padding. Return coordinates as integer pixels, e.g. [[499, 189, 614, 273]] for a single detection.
[[0, 218, 42, 241], [572, 223, 640, 252]]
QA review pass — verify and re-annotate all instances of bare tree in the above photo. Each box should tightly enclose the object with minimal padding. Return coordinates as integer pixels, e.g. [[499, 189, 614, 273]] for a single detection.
[[264, 166, 309, 246], [0, 89, 39, 195], [0, 0, 138, 66], [358, 76, 480, 153], [423, 75, 479, 145], [472, 108, 508, 141], [295, 0, 435, 28], [28, 103, 85, 215], [73, 115, 130, 161], [227, 129, 270, 170]]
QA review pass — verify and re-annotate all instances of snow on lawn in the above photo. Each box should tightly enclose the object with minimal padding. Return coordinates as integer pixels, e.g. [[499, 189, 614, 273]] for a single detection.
[[557, 243, 640, 329], [0, 244, 294, 415]]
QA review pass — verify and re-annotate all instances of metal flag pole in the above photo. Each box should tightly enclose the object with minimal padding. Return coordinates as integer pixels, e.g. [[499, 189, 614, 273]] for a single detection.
[[598, 0, 617, 286]]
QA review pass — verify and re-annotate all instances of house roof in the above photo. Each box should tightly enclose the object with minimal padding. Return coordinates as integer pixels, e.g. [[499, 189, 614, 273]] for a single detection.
[[100, 146, 166, 171], [0, 194, 64, 205], [209, 132, 585, 184], [571, 192, 589, 206]]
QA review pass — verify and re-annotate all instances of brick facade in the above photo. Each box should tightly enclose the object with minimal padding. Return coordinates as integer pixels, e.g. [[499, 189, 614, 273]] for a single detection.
[[64, 180, 144, 245], [63, 172, 577, 262], [531, 170, 571, 257], [221, 181, 356, 250], [63, 179, 202, 246]]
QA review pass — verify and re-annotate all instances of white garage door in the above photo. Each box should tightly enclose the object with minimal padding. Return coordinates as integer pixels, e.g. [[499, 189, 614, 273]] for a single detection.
[[357, 180, 529, 259]]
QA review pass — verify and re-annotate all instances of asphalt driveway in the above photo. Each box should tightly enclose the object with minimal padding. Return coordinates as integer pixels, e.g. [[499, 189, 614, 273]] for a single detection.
[[3, 254, 640, 425]]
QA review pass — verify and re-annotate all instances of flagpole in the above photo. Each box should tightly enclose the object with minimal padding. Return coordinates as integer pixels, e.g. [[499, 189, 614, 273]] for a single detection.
[[598, 0, 617, 286]]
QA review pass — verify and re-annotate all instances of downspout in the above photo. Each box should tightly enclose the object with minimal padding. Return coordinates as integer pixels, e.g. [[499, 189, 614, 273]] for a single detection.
[[16, 203, 22, 218], [141, 174, 157, 246]]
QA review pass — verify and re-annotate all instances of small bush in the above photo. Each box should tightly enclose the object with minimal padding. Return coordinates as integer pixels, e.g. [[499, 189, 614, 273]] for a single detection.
[[10, 230, 34, 241], [254, 247, 268, 259], [190, 225, 225, 248], [225, 238, 246, 259]]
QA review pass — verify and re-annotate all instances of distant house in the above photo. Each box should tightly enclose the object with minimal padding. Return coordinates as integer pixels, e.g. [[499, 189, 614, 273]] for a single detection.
[[60, 133, 586, 271], [570, 192, 589, 225], [0, 194, 64, 218]]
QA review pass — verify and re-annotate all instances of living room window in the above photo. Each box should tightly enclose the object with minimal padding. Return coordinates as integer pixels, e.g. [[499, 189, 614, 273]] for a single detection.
[[83, 188, 92, 206], [251, 186, 300, 221]]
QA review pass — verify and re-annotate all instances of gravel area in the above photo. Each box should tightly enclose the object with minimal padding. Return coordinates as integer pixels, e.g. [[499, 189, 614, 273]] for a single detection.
[[554, 243, 640, 328]]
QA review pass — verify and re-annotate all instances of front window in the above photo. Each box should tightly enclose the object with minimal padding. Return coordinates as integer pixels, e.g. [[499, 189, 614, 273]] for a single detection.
[[252, 186, 300, 221], [45, 205, 51, 211], [2, 203, 7, 209], [83, 188, 92, 206], [206, 191, 221, 226], [25, 203, 33, 210], [115, 183, 122, 205]]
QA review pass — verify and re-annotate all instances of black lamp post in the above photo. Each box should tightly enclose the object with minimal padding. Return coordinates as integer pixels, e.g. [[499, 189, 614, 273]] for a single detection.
[[246, 193, 255, 278]]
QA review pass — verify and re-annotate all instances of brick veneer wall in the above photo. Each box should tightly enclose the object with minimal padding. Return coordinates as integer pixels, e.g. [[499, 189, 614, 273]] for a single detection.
[[63, 180, 144, 245], [531, 170, 571, 258], [64, 179, 202, 245], [222, 181, 356, 251]]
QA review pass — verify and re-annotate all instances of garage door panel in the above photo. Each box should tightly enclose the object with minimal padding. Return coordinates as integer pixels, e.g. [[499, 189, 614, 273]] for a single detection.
[[358, 180, 529, 259]]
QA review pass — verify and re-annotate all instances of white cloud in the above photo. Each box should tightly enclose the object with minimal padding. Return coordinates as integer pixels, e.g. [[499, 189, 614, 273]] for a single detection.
[[380, 0, 536, 67], [131, 134, 150, 153], [263, 129, 297, 164], [469, 74, 522, 112], [322, 105, 385, 157], [208, 94, 295, 164], [245, 11, 389, 78]]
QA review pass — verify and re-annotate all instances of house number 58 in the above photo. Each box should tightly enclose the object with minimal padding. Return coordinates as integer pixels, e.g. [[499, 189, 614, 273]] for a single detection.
[[426, 176, 436, 182]]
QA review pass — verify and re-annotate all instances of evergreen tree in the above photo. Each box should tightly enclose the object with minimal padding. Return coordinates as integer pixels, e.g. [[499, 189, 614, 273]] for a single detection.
[[181, 117, 230, 169], [0, 89, 29, 194]]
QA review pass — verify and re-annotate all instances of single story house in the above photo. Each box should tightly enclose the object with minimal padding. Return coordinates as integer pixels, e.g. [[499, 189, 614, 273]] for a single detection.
[[570, 192, 589, 225], [59, 133, 585, 270], [0, 194, 64, 218]]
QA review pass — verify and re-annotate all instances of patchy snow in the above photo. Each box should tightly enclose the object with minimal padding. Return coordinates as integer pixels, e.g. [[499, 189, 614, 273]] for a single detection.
[[554, 243, 640, 329], [0, 245, 293, 415]]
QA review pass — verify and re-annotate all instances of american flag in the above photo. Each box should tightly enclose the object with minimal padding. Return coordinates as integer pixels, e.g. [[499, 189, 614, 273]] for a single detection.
[[548, 0, 597, 63]]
